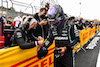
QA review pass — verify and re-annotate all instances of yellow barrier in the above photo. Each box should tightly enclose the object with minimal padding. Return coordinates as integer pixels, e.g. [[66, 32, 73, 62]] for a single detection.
[[0, 41, 55, 67], [73, 43, 81, 53], [99, 25, 100, 30], [73, 27, 95, 53], [97, 26, 99, 32]]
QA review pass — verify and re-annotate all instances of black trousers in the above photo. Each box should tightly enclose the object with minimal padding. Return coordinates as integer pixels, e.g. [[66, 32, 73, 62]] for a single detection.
[[54, 50, 73, 67]]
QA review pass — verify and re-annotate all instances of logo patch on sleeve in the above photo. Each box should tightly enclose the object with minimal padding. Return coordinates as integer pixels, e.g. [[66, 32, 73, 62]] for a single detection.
[[17, 32, 22, 38]]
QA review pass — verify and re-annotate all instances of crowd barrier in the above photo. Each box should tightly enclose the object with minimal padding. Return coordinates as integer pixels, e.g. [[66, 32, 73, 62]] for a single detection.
[[0, 26, 100, 67], [0, 41, 55, 67], [73, 26, 97, 53]]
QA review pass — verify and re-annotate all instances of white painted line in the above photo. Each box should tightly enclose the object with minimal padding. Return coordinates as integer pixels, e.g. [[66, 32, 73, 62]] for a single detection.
[[97, 32, 100, 35], [96, 50, 100, 67], [86, 32, 100, 50]]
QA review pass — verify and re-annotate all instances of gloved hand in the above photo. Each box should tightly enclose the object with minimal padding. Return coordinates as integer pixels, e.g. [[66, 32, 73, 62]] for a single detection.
[[37, 46, 48, 59]]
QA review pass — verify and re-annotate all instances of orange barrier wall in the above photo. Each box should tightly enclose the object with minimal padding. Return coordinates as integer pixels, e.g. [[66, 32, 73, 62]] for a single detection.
[[73, 27, 96, 53]]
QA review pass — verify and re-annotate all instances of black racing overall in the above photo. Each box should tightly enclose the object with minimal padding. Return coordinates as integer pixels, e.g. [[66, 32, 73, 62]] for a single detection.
[[44, 20, 74, 67]]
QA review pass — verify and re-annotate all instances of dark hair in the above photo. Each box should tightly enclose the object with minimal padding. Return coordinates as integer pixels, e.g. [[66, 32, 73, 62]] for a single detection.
[[85, 20, 88, 23], [70, 16, 75, 20], [40, 8, 46, 12], [23, 17, 26, 22], [8, 16, 12, 19]]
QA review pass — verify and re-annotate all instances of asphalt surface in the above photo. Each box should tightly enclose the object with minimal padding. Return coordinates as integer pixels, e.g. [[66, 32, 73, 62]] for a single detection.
[[75, 35, 100, 67]]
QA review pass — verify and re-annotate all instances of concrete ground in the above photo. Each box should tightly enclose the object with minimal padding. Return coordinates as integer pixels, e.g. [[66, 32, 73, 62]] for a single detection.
[[75, 34, 100, 67]]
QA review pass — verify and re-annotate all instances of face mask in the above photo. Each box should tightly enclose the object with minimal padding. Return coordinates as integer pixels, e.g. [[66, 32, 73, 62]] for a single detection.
[[40, 14, 45, 18], [9, 20, 11, 21], [18, 16, 20, 18], [3, 15, 6, 17]]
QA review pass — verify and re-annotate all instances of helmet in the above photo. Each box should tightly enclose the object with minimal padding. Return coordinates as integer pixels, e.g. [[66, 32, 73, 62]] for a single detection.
[[47, 5, 65, 26]]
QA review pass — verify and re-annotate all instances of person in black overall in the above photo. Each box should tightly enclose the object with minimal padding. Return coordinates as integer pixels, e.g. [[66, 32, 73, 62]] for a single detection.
[[11, 17, 44, 49], [68, 16, 80, 67], [37, 5, 79, 67]]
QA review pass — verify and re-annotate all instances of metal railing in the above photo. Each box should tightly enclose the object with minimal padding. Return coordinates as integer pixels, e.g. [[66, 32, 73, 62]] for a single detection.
[[1, 0, 34, 18]]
